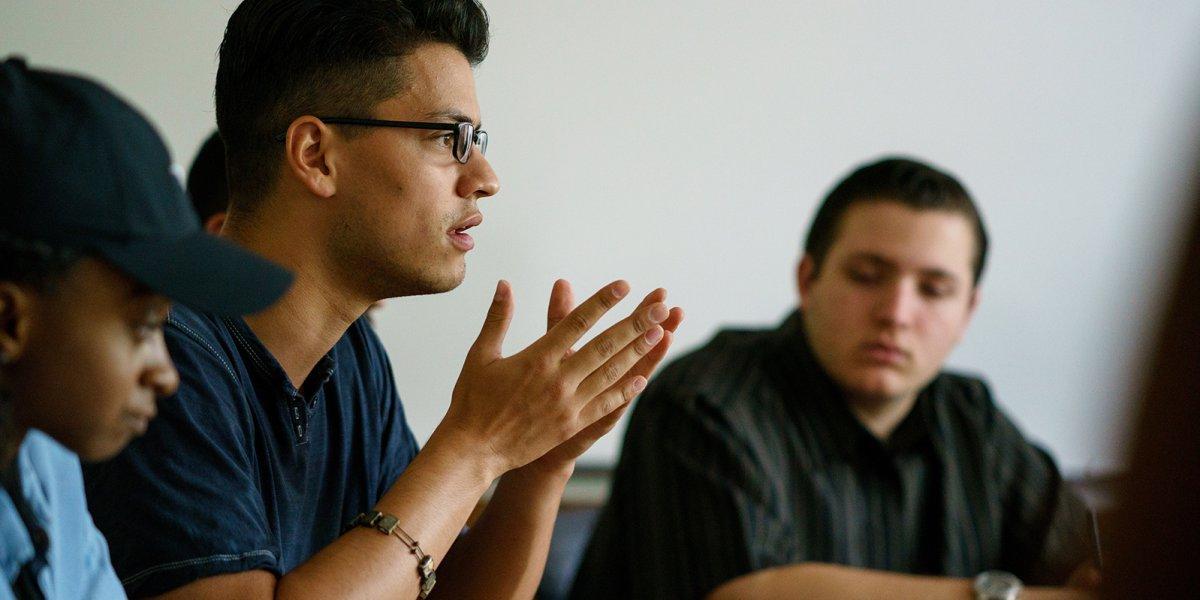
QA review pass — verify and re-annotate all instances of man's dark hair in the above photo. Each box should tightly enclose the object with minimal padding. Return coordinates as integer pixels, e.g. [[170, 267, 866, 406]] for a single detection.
[[215, 0, 490, 208], [185, 131, 229, 223], [0, 231, 82, 292], [803, 156, 989, 285]]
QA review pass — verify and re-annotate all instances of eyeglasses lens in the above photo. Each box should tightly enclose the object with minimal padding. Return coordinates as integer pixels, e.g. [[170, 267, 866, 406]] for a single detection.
[[476, 130, 488, 157], [454, 122, 472, 163], [452, 122, 488, 164]]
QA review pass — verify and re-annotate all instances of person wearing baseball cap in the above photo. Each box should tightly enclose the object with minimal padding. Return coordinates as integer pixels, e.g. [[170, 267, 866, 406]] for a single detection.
[[0, 57, 291, 598]]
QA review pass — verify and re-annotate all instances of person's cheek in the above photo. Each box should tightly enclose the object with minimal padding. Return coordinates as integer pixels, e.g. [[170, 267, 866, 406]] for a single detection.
[[98, 349, 137, 448]]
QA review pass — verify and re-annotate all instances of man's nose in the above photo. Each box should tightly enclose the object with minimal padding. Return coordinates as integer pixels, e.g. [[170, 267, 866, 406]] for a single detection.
[[143, 335, 180, 397], [872, 280, 919, 328], [459, 152, 500, 200]]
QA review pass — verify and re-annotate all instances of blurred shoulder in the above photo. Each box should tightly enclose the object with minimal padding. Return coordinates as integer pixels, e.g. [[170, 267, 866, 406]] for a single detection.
[[640, 322, 786, 414]]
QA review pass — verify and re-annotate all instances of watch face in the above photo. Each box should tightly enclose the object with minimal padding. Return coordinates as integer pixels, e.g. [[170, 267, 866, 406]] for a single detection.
[[974, 571, 1023, 600]]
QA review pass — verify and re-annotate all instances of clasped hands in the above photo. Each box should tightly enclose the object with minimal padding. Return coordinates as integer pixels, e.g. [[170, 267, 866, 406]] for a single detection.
[[444, 279, 684, 479]]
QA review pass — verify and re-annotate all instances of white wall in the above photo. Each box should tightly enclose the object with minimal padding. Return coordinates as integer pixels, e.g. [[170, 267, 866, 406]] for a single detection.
[[3, 1, 1198, 474]]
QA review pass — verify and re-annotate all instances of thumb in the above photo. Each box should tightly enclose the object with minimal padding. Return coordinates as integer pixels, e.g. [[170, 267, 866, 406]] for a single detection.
[[469, 280, 513, 362]]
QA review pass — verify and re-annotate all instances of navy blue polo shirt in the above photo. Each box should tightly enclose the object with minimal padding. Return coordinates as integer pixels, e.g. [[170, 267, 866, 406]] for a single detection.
[[83, 305, 419, 597]]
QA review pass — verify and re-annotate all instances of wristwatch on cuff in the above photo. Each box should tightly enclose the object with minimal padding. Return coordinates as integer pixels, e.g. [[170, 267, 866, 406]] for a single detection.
[[973, 570, 1023, 600]]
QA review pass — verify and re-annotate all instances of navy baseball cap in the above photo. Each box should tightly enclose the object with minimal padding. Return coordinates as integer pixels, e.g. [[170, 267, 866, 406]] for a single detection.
[[0, 57, 292, 315]]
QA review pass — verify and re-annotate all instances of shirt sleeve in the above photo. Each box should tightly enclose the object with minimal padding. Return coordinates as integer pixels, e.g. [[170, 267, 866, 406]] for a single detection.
[[76, 508, 126, 600], [570, 380, 778, 600], [990, 409, 1092, 584], [20, 432, 126, 599], [83, 319, 278, 597], [358, 320, 420, 500]]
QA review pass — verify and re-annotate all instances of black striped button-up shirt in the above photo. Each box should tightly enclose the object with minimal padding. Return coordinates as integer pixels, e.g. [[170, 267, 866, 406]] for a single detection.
[[571, 312, 1091, 599]]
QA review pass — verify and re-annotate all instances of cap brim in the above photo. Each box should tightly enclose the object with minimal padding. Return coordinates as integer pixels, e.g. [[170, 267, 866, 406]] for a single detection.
[[99, 232, 293, 316]]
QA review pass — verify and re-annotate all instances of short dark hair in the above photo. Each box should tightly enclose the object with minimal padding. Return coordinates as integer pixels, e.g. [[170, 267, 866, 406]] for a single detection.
[[803, 156, 989, 285], [185, 131, 229, 223], [215, 0, 490, 207], [0, 231, 82, 292]]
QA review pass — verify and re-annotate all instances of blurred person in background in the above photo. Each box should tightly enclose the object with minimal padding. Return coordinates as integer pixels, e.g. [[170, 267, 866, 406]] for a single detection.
[[185, 131, 230, 234], [574, 157, 1098, 600], [1100, 151, 1200, 599]]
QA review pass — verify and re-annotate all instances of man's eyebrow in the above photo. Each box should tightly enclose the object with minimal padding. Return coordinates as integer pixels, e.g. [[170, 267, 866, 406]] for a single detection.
[[919, 268, 960, 283], [845, 252, 896, 268], [423, 109, 480, 127], [845, 252, 962, 283]]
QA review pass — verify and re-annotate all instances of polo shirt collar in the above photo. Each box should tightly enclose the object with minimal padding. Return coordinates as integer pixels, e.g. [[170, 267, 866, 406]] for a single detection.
[[222, 316, 338, 400]]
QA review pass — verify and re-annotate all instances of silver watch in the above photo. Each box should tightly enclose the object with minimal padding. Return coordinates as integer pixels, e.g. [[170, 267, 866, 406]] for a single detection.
[[973, 570, 1023, 600]]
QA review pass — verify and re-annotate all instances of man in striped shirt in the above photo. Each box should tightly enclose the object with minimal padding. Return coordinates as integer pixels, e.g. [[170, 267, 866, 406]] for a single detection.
[[572, 157, 1098, 600]]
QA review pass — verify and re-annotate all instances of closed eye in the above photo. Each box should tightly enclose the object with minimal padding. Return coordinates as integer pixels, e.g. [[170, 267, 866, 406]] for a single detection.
[[846, 267, 883, 285], [920, 284, 949, 298], [919, 280, 957, 299]]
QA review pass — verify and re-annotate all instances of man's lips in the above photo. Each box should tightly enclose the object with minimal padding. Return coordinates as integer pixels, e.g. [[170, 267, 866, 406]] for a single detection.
[[859, 341, 909, 366], [448, 213, 483, 251], [124, 404, 156, 435]]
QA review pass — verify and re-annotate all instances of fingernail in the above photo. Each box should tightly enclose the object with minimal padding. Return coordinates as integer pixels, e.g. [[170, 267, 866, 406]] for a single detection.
[[649, 304, 669, 322], [644, 326, 663, 345], [494, 280, 505, 301], [631, 376, 647, 393], [611, 281, 629, 299]]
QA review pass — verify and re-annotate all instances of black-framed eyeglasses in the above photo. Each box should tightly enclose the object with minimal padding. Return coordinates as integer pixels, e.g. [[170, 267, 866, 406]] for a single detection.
[[274, 116, 488, 164]]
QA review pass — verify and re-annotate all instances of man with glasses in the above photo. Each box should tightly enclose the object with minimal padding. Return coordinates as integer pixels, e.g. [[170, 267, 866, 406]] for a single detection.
[[84, 1, 682, 598], [274, 116, 488, 162]]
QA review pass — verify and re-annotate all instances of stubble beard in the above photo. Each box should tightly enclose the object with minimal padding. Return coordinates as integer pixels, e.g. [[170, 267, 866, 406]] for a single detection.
[[330, 209, 469, 300], [357, 241, 467, 300]]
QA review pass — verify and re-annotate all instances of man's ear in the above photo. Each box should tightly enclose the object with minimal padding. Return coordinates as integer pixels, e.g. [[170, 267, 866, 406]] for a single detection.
[[0, 282, 34, 365], [949, 284, 983, 346], [796, 254, 816, 307], [965, 284, 981, 321], [283, 116, 339, 199], [203, 211, 227, 235]]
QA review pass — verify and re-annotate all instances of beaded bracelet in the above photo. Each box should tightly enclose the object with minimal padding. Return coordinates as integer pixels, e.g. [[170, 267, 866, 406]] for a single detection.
[[350, 511, 437, 598]]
